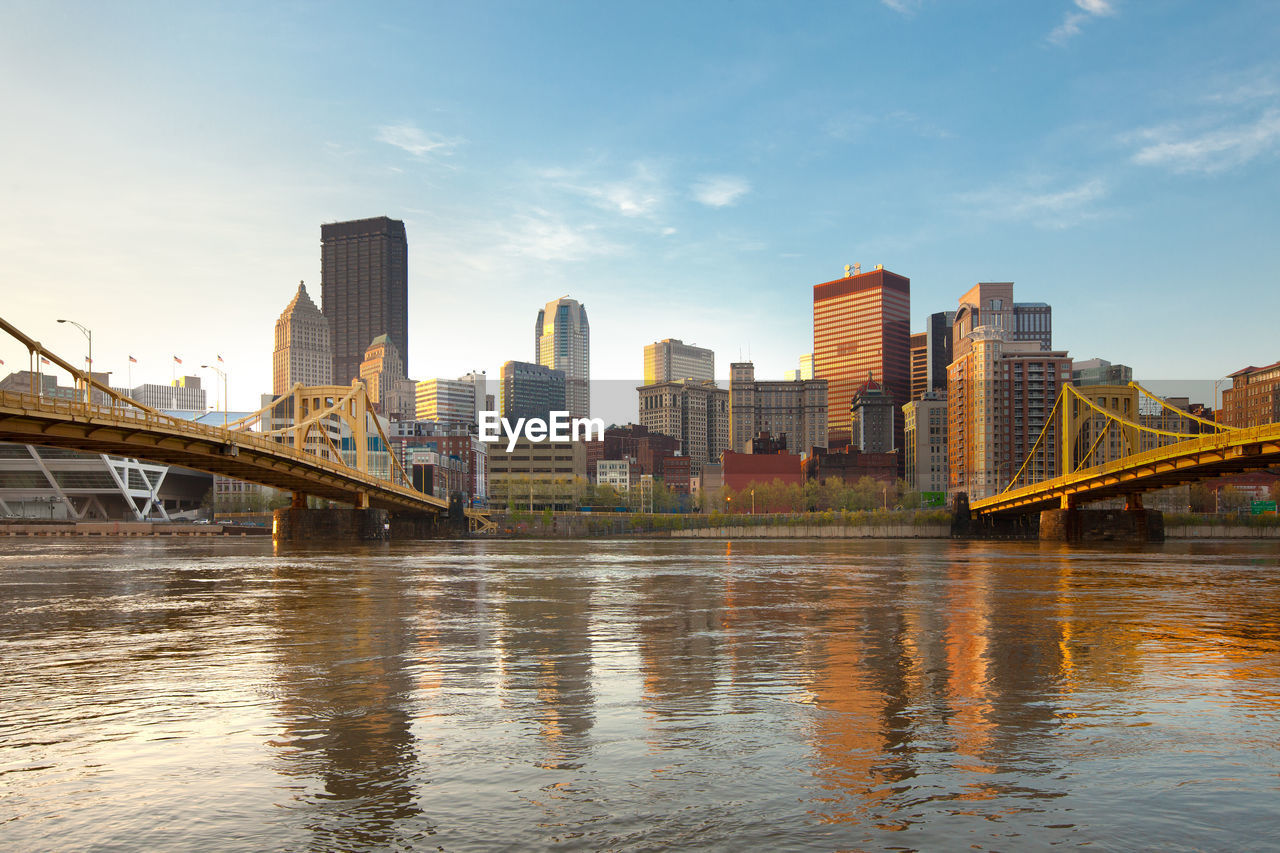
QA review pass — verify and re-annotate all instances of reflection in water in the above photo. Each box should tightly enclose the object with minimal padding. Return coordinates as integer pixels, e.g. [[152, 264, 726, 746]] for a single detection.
[[2, 539, 1279, 851], [268, 557, 428, 851]]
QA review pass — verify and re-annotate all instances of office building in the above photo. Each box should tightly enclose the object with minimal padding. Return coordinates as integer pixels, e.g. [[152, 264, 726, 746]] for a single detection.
[[782, 353, 815, 382], [909, 333, 928, 402], [644, 338, 715, 384], [487, 438, 587, 511], [850, 378, 896, 453], [813, 265, 911, 448], [903, 392, 948, 495], [321, 216, 408, 386], [129, 376, 206, 412], [536, 296, 590, 418], [637, 380, 729, 476], [925, 311, 955, 396], [359, 335, 415, 420], [1222, 360, 1280, 428], [415, 377, 480, 426], [273, 281, 332, 395], [596, 459, 631, 493], [728, 361, 828, 455], [1072, 358, 1134, 387], [500, 361, 566, 422]]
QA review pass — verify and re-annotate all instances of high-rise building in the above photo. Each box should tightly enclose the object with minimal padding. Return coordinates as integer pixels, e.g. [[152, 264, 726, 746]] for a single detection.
[[850, 378, 896, 453], [644, 338, 715, 384], [321, 217, 408, 386], [813, 265, 911, 449], [1222, 360, 1280, 428], [925, 311, 955, 396], [415, 378, 479, 426], [500, 360, 566, 422], [728, 361, 828, 455], [903, 392, 948, 495], [948, 326, 1071, 500], [536, 296, 590, 418], [359, 335, 415, 420], [273, 281, 332, 395], [783, 354, 815, 382], [637, 380, 729, 476], [1072, 358, 1134, 387], [952, 283, 1051, 351], [129, 376, 206, 411], [909, 333, 928, 402]]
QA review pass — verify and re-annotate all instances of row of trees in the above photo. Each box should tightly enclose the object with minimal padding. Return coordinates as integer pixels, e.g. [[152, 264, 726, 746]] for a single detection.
[[712, 476, 926, 514]]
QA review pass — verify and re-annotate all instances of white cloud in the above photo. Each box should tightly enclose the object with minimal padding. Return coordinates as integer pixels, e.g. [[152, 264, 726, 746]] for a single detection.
[[1049, 0, 1115, 44], [692, 175, 751, 208], [498, 209, 618, 263], [881, 0, 922, 15], [958, 177, 1109, 229], [1129, 110, 1280, 173], [543, 162, 666, 218], [376, 122, 463, 158]]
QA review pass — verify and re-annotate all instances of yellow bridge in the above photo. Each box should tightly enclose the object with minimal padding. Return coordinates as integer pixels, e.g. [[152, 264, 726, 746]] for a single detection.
[[969, 381, 1280, 520], [0, 316, 494, 535]]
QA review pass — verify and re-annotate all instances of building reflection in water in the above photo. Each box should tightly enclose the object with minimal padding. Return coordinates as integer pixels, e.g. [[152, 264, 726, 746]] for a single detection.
[[268, 556, 428, 851], [493, 569, 597, 769]]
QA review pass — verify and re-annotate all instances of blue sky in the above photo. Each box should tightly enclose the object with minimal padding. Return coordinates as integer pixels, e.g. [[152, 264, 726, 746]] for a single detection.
[[2, 0, 1278, 420]]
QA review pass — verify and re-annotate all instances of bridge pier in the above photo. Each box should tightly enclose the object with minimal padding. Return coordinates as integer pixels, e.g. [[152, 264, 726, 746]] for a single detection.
[[1039, 506, 1164, 543], [272, 507, 390, 542]]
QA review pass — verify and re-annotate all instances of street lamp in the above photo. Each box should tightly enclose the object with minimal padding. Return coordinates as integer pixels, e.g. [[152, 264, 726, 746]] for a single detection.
[[750, 487, 756, 514], [201, 362, 228, 427], [56, 318, 92, 406]]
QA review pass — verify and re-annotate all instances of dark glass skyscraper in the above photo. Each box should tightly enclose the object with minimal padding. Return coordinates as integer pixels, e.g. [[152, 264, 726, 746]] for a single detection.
[[320, 217, 408, 386]]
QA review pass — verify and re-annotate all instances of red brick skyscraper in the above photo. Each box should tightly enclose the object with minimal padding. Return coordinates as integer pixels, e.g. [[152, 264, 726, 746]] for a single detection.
[[813, 266, 911, 450]]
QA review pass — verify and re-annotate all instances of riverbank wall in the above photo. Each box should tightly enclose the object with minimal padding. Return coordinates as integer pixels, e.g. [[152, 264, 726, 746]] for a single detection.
[[1, 521, 269, 537]]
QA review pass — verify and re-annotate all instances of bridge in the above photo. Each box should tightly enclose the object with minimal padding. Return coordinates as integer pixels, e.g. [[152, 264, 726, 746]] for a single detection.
[[963, 381, 1280, 540], [0, 316, 494, 538]]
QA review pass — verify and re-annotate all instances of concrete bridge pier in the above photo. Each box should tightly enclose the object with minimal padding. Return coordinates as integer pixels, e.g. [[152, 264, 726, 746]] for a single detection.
[[1039, 494, 1164, 543]]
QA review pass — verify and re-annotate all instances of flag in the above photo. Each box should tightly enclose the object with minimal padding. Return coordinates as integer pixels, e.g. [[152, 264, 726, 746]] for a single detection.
[[173, 356, 182, 365], [41, 357, 50, 365], [0, 358, 5, 366], [85, 356, 92, 365], [216, 354, 224, 363], [128, 355, 137, 364]]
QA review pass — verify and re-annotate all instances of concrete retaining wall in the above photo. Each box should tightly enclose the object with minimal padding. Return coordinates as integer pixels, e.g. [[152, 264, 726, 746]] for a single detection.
[[671, 524, 952, 539], [1166, 524, 1280, 539]]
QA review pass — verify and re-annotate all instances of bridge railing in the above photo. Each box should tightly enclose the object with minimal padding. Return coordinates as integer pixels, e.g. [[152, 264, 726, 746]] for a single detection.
[[1, 388, 443, 505]]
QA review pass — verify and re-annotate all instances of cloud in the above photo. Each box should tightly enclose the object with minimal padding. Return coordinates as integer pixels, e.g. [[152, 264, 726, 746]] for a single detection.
[[881, 0, 922, 14], [692, 175, 751, 208], [957, 176, 1109, 229], [542, 162, 665, 218], [1129, 110, 1280, 173], [376, 122, 463, 158], [1049, 0, 1115, 44], [498, 209, 618, 262]]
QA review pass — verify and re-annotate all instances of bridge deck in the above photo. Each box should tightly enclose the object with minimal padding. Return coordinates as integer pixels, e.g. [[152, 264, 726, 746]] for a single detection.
[[971, 422, 1280, 516], [0, 390, 449, 514]]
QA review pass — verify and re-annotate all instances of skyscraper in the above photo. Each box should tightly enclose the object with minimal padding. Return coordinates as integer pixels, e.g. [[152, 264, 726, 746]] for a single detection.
[[321, 217, 408, 386], [812, 265, 911, 449], [728, 361, 828, 455], [273, 281, 332, 395], [637, 379, 729, 476], [500, 360, 566, 422], [359, 335, 415, 420], [644, 338, 715, 384], [535, 296, 589, 418]]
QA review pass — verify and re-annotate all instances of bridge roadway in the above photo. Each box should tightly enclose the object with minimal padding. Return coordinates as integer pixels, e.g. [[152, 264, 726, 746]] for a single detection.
[[970, 421, 1280, 517], [0, 389, 450, 515]]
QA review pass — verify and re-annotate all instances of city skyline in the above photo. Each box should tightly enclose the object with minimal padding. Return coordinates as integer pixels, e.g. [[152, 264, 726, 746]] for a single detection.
[[3, 2, 1279, 415]]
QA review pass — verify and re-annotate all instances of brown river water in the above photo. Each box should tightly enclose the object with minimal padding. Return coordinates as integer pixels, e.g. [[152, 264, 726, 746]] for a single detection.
[[2, 537, 1279, 851]]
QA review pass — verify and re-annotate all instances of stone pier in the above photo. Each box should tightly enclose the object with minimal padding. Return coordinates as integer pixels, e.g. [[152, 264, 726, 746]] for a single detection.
[[272, 507, 391, 542], [1039, 507, 1164, 543]]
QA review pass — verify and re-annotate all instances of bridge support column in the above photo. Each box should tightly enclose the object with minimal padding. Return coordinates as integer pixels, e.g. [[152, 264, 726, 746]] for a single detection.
[[1040, 506, 1164, 543], [272, 507, 390, 542]]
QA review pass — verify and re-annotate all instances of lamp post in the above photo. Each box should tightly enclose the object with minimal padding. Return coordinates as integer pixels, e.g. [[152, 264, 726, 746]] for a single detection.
[[202, 363, 228, 427], [750, 487, 756, 514], [56, 318, 92, 406]]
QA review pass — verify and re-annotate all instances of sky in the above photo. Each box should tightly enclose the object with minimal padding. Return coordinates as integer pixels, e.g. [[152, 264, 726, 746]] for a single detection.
[[2, 0, 1278, 422]]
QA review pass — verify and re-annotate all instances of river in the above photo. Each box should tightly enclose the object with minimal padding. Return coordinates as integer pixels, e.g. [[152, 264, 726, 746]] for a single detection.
[[2, 538, 1278, 851]]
